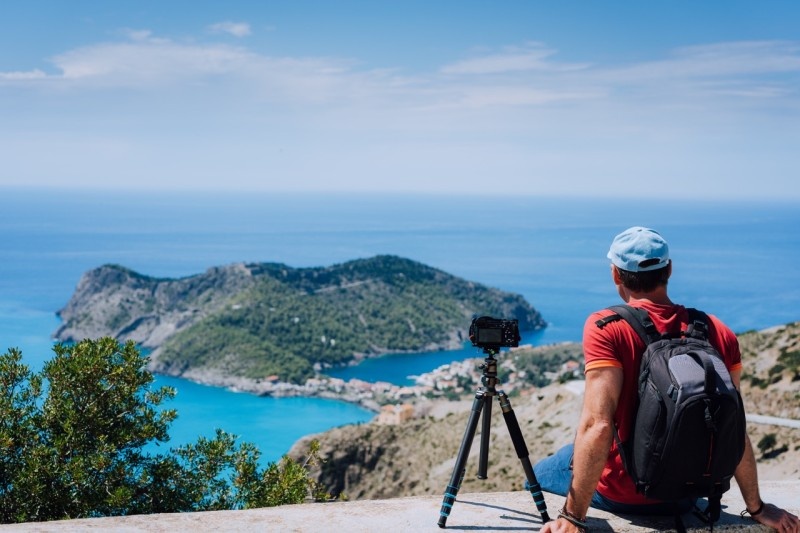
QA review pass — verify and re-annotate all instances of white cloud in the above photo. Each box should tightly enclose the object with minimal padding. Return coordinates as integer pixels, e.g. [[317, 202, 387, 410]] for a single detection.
[[0, 35, 398, 105], [672, 41, 800, 75], [441, 43, 589, 75], [49, 41, 257, 86], [0, 69, 47, 80], [209, 21, 252, 38], [598, 41, 800, 87]]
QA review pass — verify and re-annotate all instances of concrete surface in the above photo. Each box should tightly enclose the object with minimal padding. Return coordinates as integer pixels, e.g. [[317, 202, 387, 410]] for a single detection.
[[3, 480, 796, 532]]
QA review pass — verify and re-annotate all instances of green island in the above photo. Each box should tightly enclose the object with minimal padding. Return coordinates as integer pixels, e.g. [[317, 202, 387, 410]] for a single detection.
[[55, 255, 545, 384]]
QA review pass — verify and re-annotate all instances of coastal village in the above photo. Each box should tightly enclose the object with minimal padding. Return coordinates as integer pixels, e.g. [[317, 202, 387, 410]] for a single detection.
[[256, 343, 586, 424]]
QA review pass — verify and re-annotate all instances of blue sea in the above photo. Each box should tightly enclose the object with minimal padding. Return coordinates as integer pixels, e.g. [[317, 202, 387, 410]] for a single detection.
[[1, 188, 799, 463]]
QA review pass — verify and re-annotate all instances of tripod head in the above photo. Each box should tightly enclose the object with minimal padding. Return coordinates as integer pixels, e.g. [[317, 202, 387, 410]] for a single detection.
[[477, 348, 500, 392]]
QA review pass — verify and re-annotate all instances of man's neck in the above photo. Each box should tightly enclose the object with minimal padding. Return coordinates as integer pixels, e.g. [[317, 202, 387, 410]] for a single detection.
[[623, 288, 673, 306]]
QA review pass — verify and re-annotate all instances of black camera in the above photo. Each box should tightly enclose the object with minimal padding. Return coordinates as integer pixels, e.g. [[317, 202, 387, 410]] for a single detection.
[[469, 316, 520, 349]]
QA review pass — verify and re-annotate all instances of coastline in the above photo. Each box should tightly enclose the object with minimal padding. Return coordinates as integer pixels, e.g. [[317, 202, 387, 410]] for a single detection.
[[146, 342, 549, 415], [142, 334, 480, 413], [148, 345, 512, 414], [149, 364, 425, 414]]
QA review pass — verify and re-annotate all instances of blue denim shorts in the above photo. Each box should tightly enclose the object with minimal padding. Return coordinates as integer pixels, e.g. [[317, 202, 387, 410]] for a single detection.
[[531, 444, 695, 515]]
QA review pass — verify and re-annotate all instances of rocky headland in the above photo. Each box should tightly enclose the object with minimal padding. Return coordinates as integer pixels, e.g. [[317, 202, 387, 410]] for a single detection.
[[54, 256, 545, 387]]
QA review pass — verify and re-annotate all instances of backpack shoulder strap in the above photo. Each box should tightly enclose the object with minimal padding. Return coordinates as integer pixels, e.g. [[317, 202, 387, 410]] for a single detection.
[[685, 308, 710, 340], [595, 304, 661, 345]]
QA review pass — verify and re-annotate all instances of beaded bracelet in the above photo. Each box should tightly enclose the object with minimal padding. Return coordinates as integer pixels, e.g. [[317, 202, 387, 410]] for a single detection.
[[740, 500, 765, 519], [558, 506, 589, 532]]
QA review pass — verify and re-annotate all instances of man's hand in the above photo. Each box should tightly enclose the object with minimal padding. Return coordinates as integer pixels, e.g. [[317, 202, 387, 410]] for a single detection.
[[541, 517, 585, 533], [750, 503, 800, 533]]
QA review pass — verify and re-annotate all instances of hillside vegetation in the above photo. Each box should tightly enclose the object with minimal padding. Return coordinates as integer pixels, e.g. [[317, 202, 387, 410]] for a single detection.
[[55, 256, 545, 384], [290, 320, 800, 500]]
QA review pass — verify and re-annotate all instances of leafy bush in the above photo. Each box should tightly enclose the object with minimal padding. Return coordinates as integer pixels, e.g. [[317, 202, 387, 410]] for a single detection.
[[757, 433, 777, 455], [747, 375, 769, 389], [768, 363, 786, 376], [778, 349, 800, 372], [0, 339, 327, 524]]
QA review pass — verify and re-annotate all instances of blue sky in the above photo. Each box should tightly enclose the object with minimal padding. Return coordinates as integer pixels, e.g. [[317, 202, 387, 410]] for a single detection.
[[1, 1, 799, 198]]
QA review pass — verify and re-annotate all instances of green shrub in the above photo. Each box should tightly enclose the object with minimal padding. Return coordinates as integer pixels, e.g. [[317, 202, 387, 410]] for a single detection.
[[757, 433, 777, 455], [0, 340, 328, 524], [768, 363, 786, 376], [778, 350, 800, 372]]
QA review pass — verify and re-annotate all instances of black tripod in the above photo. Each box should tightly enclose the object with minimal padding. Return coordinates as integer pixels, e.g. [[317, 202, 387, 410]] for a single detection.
[[437, 348, 551, 528]]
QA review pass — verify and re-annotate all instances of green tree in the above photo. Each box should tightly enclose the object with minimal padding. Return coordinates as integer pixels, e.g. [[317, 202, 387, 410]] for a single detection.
[[0, 348, 44, 523], [0, 339, 329, 524]]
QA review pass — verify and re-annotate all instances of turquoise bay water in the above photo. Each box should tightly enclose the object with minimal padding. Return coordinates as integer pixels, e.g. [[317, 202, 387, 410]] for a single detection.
[[325, 330, 548, 385], [1, 188, 799, 462], [150, 376, 373, 460]]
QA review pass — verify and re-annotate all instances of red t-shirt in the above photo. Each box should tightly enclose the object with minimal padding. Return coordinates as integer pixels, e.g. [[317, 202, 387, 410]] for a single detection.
[[582, 300, 743, 505]]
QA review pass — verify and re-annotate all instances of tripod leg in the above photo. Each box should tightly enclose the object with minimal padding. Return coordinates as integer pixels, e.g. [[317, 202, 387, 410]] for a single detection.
[[477, 391, 492, 479], [498, 391, 551, 523], [437, 391, 486, 528]]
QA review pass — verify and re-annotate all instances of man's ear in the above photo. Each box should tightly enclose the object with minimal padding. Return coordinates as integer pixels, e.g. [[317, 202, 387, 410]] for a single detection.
[[667, 260, 672, 279], [611, 265, 622, 285]]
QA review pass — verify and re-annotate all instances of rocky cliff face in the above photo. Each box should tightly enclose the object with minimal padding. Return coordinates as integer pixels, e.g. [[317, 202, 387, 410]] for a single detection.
[[55, 263, 256, 348]]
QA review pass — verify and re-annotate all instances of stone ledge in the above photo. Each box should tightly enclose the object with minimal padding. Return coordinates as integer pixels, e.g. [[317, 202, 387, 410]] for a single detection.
[[4, 480, 796, 532]]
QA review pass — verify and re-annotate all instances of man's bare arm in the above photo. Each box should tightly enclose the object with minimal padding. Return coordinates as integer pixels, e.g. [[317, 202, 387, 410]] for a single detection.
[[730, 369, 799, 533], [542, 366, 622, 532]]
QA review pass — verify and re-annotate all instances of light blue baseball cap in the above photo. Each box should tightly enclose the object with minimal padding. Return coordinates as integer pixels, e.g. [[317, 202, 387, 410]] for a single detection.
[[607, 226, 670, 272]]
